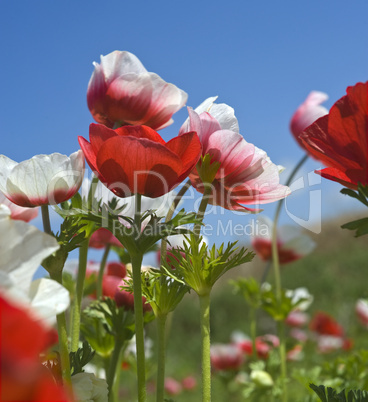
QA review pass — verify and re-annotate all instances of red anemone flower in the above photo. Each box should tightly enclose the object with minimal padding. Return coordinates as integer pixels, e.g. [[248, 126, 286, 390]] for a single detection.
[[79, 123, 201, 198], [300, 82, 368, 190]]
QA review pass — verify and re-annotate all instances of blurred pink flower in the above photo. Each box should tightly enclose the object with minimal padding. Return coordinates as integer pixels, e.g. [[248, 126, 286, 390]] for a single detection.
[[89, 228, 123, 249], [251, 216, 316, 264], [181, 376, 197, 391], [287, 345, 304, 361], [356, 299, 368, 328], [87, 50, 188, 130], [180, 101, 290, 212], [290, 91, 329, 149], [164, 377, 182, 396], [210, 343, 244, 371], [285, 311, 309, 327], [231, 331, 279, 359]]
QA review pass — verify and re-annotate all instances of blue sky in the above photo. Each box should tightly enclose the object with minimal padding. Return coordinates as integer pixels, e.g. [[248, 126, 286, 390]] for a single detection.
[[1, 0, 367, 250]]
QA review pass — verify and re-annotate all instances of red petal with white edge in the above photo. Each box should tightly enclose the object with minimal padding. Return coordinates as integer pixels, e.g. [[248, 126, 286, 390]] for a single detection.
[[96, 136, 181, 198], [165, 131, 202, 182]]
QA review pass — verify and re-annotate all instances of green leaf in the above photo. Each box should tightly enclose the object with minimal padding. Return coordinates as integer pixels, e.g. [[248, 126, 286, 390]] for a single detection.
[[69, 340, 95, 376], [341, 218, 368, 237]]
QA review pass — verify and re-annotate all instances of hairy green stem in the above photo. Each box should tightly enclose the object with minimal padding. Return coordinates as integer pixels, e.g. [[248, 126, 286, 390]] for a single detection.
[[194, 183, 212, 239], [96, 244, 111, 299], [71, 238, 89, 352], [155, 313, 168, 402], [131, 253, 146, 402], [199, 293, 211, 402], [50, 270, 72, 386], [107, 339, 124, 402], [131, 193, 147, 402], [160, 179, 192, 269], [271, 154, 308, 401], [250, 307, 257, 360], [41, 206, 71, 385]]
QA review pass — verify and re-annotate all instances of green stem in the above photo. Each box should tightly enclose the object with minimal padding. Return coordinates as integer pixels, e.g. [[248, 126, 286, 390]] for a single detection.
[[156, 313, 168, 402], [194, 183, 213, 239], [160, 179, 191, 270], [271, 154, 308, 401], [250, 307, 257, 360], [96, 244, 111, 299], [41, 205, 71, 385], [49, 270, 72, 386], [71, 238, 89, 352], [199, 293, 211, 402], [266, 154, 309, 282], [107, 339, 124, 402], [131, 193, 147, 402], [277, 320, 288, 402], [131, 253, 146, 402], [41, 205, 52, 234]]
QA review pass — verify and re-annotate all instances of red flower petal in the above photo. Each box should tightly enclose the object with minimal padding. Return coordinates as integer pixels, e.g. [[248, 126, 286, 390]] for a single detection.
[[96, 136, 182, 197], [301, 81, 368, 189], [166, 131, 202, 181], [114, 124, 166, 144]]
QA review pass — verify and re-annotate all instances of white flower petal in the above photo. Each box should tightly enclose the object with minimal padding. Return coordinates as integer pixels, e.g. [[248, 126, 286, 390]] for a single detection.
[[0, 215, 59, 294], [28, 278, 70, 325]]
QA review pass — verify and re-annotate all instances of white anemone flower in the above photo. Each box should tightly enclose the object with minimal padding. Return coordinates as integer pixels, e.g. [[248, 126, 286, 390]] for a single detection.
[[0, 150, 85, 207], [0, 206, 70, 325]]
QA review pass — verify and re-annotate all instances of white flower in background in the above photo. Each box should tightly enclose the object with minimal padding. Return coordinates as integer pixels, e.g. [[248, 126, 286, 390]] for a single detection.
[[285, 287, 314, 311], [71, 372, 108, 402], [0, 151, 85, 207], [250, 370, 274, 388], [82, 175, 176, 224], [0, 206, 69, 324], [251, 216, 316, 264], [0, 190, 38, 222]]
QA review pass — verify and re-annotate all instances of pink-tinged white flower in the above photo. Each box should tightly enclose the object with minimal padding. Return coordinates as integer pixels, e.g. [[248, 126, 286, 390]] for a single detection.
[[87, 50, 188, 130], [0, 190, 38, 221], [164, 377, 182, 396], [285, 310, 309, 327], [180, 101, 290, 212], [251, 216, 316, 264], [0, 151, 85, 207], [210, 343, 244, 371], [290, 91, 329, 149], [290, 328, 308, 342], [316, 335, 353, 354], [0, 207, 69, 325], [356, 299, 368, 328]]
